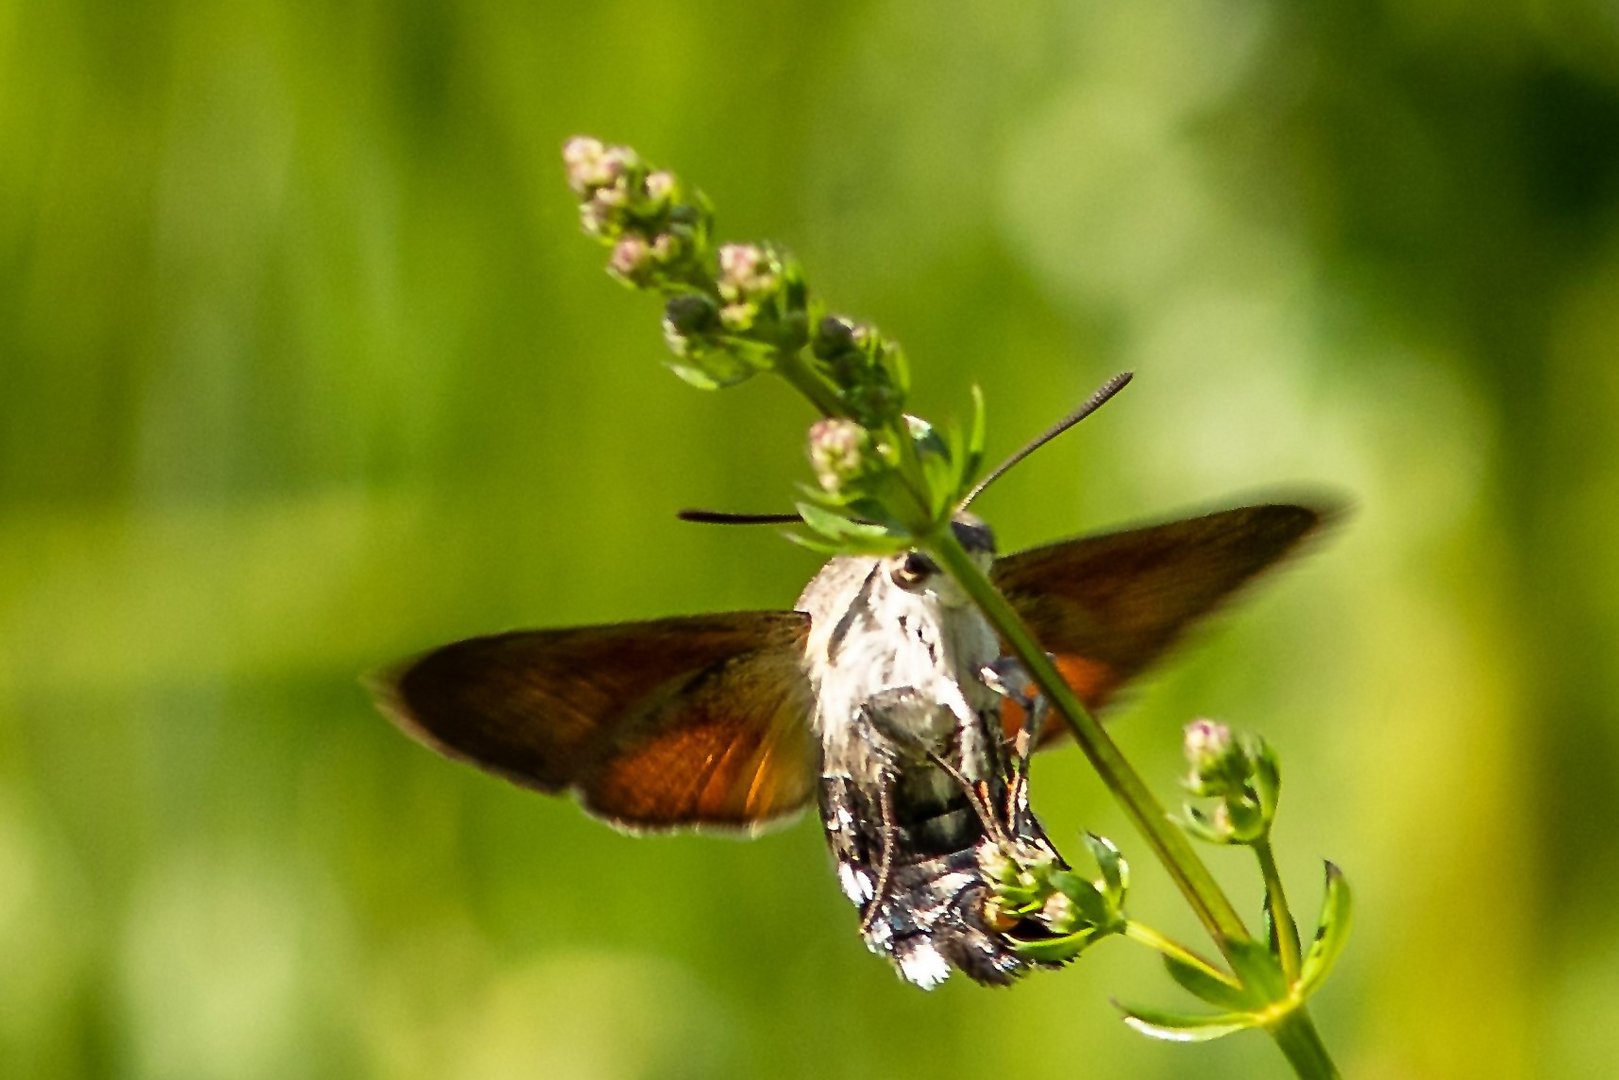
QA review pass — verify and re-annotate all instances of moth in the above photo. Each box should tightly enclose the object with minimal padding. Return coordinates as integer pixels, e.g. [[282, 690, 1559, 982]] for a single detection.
[[372, 393, 1326, 987]]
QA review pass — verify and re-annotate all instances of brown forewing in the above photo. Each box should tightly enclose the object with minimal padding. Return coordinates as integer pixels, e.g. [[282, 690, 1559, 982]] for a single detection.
[[990, 503, 1329, 738], [373, 611, 817, 833]]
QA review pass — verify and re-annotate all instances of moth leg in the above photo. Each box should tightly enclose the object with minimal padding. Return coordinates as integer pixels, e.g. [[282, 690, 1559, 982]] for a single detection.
[[857, 777, 898, 935], [855, 688, 1010, 857], [847, 692, 934, 935], [922, 748, 1009, 846], [980, 657, 1050, 764], [979, 657, 1052, 833]]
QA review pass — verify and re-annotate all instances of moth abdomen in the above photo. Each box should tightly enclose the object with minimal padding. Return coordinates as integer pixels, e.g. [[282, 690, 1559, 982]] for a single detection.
[[818, 772, 1059, 988]]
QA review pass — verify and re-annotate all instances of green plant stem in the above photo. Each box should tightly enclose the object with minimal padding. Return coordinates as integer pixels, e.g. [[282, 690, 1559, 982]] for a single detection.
[[881, 416, 948, 527], [1122, 922, 1237, 989], [1269, 1008, 1341, 1079], [773, 347, 843, 417], [1255, 838, 1303, 985], [924, 528, 1252, 957]]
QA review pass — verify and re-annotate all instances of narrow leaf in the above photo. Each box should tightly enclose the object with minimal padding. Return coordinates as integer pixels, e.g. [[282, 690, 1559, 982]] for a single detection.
[[1049, 870, 1111, 926], [1161, 953, 1254, 1012], [780, 531, 847, 556], [922, 442, 956, 518], [1012, 928, 1100, 964], [1115, 1001, 1261, 1043], [1300, 861, 1352, 997], [794, 500, 893, 544], [1226, 936, 1289, 1002], [1082, 832, 1129, 906], [1252, 746, 1281, 818], [967, 383, 987, 460], [1180, 805, 1230, 845], [666, 360, 753, 390]]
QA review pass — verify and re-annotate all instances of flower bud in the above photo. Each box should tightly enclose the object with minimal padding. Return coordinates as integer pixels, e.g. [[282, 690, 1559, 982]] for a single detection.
[[1183, 718, 1249, 794], [1040, 890, 1079, 934], [562, 136, 607, 193], [662, 294, 719, 356], [809, 316, 907, 424], [717, 243, 781, 302], [608, 235, 654, 285], [563, 137, 639, 197], [1184, 718, 1234, 769], [718, 301, 759, 333], [812, 315, 858, 361], [808, 418, 875, 495], [1179, 721, 1282, 845], [579, 187, 632, 240], [578, 197, 613, 238], [643, 169, 676, 207]]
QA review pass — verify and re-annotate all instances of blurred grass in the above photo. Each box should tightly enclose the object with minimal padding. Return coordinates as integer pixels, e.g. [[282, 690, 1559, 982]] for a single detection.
[[5, 1, 1619, 1077]]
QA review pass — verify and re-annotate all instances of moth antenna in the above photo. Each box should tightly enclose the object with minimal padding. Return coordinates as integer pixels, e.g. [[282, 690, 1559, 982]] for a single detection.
[[859, 778, 900, 935], [960, 371, 1133, 508], [677, 508, 803, 525]]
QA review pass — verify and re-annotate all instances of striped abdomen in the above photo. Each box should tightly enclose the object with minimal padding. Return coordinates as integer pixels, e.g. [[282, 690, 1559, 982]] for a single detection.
[[819, 764, 1055, 987]]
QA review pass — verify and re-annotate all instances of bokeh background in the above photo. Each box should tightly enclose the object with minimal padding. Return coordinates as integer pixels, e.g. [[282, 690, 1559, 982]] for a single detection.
[[5, 2, 1619, 1077]]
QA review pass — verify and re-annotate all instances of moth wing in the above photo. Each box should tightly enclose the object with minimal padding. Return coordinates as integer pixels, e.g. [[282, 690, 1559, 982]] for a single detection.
[[990, 503, 1329, 738], [373, 611, 817, 834]]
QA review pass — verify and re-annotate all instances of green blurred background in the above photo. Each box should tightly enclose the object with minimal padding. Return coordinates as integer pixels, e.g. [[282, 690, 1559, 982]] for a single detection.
[[5, 1, 1619, 1077]]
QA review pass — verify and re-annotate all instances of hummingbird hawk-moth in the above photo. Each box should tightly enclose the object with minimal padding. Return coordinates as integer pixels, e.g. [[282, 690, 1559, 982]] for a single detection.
[[372, 490, 1324, 987]]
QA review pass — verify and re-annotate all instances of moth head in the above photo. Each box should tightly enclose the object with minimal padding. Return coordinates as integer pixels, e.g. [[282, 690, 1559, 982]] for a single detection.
[[885, 514, 996, 602]]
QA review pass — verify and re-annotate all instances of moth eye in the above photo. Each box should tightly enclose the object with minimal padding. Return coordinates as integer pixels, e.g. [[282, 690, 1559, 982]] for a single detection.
[[890, 552, 938, 591]]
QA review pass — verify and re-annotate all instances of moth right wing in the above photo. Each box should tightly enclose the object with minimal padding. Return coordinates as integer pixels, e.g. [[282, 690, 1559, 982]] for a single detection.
[[372, 611, 817, 835], [991, 503, 1330, 733]]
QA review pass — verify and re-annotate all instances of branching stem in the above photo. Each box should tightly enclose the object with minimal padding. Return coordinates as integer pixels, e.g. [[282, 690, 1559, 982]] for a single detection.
[[1122, 922, 1236, 989], [1256, 838, 1303, 985]]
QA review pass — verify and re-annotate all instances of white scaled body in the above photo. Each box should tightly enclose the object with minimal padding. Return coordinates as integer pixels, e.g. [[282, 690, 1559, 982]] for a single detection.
[[792, 523, 1040, 988]]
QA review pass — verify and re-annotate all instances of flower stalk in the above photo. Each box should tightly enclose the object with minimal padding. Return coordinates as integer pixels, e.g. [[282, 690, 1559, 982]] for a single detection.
[[561, 136, 1346, 1079]]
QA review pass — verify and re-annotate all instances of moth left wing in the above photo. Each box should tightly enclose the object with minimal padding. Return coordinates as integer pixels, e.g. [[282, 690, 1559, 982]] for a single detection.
[[373, 611, 817, 834], [990, 503, 1329, 735]]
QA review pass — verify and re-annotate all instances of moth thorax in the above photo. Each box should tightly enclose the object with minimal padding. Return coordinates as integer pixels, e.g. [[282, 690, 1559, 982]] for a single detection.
[[799, 551, 1002, 791]]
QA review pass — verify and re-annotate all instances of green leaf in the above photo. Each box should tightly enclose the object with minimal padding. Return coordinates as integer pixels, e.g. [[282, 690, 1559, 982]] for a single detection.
[[1082, 832, 1129, 907], [665, 358, 755, 390], [1226, 935, 1289, 1002], [1161, 952, 1255, 1012], [780, 531, 848, 556], [1252, 743, 1281, 819], [1048, 870, 1111, 927], [794, 500, 893, 542], [921, 439, 956, 518], [934, 418, 968, 516], [1225, 796, 1265, 840], [790, 506, 908, 557], [967, 383, 987, 461], [1115, 1001, 1261, 1043], [1180, 804, 1232, 845], [1299, 862, 1352, 998], [939, 389, 984, 507], [992, 879, 1044, 910], [884, 340, 911, 396], [1012, 928, 1101, 964]]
